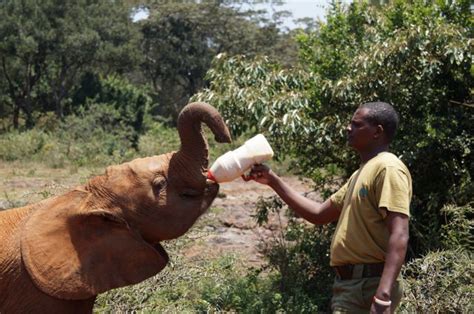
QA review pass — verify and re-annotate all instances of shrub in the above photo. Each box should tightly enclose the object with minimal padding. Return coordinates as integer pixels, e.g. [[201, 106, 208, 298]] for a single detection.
[[73, 75, 152, 149], [137, 121, 181, 157], [0, 129, 51, 161], [56, 103, 137, 166], [199, 268, 317, 314], [0, 106, 248, 169], [400, 249, 473, 313], [0, 103, 145, 167], [440, 203, 473, 251], [247, 195, 335, 312]]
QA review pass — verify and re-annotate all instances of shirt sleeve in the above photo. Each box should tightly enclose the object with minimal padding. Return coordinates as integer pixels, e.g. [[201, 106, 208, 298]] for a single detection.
[[330, 181, 349, 210], [375, 166, 412, 217]]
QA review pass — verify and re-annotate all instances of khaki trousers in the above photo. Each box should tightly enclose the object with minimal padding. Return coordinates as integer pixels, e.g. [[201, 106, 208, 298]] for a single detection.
[[331, 276, 403, 313]]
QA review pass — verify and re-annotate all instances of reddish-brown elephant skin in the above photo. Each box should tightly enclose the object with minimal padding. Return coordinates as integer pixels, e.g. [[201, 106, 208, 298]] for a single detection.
[[0, 102, 231, 312]]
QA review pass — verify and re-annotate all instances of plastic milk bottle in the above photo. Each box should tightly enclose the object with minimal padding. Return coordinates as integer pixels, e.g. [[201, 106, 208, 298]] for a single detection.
[[207, 134, 274, 183]]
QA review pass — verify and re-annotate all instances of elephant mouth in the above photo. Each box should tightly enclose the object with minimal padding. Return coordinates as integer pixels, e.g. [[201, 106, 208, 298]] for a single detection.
[[152, 242, 170, 263], [206, 179, 219, 195]]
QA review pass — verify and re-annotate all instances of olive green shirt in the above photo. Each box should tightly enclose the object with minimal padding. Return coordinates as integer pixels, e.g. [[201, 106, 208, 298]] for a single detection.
[[329, 152, 412, 266]]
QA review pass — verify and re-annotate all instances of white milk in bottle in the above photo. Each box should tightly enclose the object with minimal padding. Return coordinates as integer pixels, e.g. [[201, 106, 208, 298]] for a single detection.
[[207, 134, 274, 183]]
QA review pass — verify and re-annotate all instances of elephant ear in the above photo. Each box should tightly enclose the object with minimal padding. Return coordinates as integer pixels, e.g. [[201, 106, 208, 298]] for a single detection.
[[20, 191, 168, 300]]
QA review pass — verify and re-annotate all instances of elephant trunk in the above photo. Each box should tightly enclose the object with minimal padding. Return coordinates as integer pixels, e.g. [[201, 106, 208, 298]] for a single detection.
[[177, 102, 231, 170]]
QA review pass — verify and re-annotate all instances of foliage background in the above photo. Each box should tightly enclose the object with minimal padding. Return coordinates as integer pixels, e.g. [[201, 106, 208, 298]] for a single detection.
[[0, 0, 472, 312]]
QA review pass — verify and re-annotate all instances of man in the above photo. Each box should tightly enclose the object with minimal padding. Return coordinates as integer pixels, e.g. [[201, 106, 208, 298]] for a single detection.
[[245, 102, 412, 313]]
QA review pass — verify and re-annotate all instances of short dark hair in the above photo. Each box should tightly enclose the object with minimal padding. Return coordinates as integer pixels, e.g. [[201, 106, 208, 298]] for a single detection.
[[360, 101, 399, 142]]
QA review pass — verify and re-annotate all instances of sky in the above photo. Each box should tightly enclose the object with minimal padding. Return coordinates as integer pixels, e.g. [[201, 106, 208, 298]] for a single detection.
[[133, 1, 333, 29], [242, 0, 331, 29]]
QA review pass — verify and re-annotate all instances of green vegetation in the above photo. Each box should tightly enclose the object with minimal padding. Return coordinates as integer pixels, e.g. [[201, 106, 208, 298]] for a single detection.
[[140, 1, 299, 121], [1, 0, 472, 312], [194, 0, 473, 311], [0, 0, 297, 130], [401, 249, 473, 313], [95, 249, 245, 312], [0, 0, 140, 128], [196, 0, 472, 247]]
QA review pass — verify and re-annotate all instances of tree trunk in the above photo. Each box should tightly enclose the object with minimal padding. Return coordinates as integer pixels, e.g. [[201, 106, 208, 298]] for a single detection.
[[13, 106, 19, 130], [24, 107, 34, 129]]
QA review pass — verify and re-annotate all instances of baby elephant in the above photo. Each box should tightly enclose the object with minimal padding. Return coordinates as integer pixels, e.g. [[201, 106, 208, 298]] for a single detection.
[[0, 102, 231, 312]]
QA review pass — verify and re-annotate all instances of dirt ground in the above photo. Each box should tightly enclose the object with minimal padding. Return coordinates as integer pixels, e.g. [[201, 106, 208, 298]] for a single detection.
[[0, 161, 315, 267], [181, 176, 316, 267]]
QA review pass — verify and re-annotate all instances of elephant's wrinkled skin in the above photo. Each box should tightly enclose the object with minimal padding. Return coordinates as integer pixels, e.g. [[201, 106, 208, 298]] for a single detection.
[[0, 102, 231, 312]]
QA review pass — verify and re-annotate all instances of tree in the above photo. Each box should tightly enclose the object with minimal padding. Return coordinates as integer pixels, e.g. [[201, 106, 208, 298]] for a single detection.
[[77, 75, 151, 149], [139, 0, 298, 122], [195, 0, 473, 255], [194, 53, 313, 158], [0, 0, 141, 128], [194, 1, 472, 311]]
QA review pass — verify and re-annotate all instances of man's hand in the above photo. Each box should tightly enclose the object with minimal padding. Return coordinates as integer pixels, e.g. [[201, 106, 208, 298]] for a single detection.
[[370, 300, 391, 314], [241, 163, 275, 185]]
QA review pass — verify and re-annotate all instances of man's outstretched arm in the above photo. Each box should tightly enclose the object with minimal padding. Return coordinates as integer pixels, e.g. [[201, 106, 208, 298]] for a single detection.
[[244, 164, 341, 225]]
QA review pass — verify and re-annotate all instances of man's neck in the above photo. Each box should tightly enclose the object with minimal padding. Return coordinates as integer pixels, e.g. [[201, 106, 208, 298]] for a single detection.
[[359, 145, 389, 163]]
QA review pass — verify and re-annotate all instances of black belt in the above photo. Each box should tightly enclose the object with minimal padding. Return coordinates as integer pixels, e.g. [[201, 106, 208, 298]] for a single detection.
[[333, 263, 384, 280]]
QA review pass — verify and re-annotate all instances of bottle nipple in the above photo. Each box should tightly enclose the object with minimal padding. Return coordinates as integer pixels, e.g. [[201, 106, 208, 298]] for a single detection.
[[207, 170, 217, 182]]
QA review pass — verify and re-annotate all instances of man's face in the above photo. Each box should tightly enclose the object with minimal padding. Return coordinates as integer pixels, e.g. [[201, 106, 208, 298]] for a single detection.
[[346, 107, 379, 152]]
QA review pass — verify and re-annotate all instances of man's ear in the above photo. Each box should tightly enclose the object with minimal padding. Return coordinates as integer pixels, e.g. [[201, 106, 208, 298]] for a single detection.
[[374, 124, 385, 140]]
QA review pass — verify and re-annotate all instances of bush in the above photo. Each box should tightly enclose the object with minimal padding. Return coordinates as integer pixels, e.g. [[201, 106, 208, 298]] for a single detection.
[[137, 121, 181, 157], [0, 104, 251, 169], [0, 104, 148, 167], [245, 195, 334, 312], [73, 74, 152, 149], [400, 249, 473, 313], [0, 129, 51, 161], [199, 268, 321, 314], [55, 103, 138, 166], [401, 203, 473, 312], [193, 196, 333, 313], [440, 203, 473, 251]]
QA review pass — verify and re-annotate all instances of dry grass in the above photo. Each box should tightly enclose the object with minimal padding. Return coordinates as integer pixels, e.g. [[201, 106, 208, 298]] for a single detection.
[[0, 161, 104, 208]]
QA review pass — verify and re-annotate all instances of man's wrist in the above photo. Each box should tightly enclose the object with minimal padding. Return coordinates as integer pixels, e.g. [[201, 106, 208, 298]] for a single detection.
[[375, 291, 390, 300], [267, 172, 280, 188]]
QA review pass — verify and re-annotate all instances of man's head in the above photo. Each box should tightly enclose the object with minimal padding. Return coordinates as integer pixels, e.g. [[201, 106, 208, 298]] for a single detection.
[[359, 102, 399, 143], [347, 102, 399, 152]]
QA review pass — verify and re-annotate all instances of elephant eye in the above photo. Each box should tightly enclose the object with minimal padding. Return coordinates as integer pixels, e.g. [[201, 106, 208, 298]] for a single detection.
[[152, 177, 167, 193]]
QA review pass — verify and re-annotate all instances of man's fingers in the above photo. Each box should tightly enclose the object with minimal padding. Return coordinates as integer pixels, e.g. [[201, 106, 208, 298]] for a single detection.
[[242, 171, 264, 182], [251, 163, 268, 172], [241, 174, 252, 181]]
